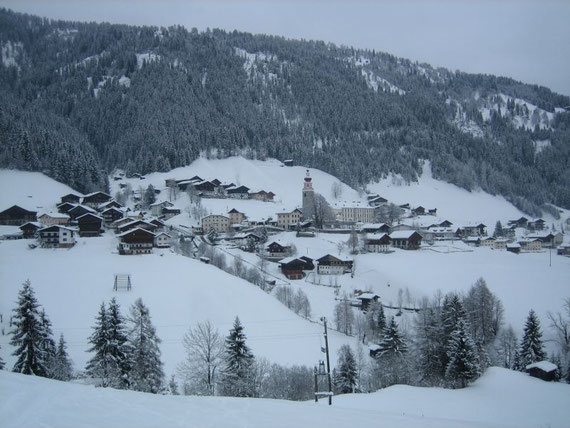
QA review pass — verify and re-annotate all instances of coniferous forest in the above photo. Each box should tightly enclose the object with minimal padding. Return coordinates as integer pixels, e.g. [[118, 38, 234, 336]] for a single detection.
[[1, 8, 569, 214]]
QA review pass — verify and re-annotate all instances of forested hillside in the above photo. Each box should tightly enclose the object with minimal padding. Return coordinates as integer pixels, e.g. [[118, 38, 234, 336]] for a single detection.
[[1, 8, 569, 214]]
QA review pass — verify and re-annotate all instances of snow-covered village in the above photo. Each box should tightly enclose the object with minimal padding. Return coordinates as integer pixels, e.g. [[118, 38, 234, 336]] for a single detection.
[[1, 2, 570, 427]]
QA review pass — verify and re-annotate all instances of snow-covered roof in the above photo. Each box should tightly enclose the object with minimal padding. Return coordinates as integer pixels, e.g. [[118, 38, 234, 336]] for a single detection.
[[117, 227, 156, 238], [76, 213, 104, 221], [278, 256, 304, 265], [356, 292, 379, 300], [526, 361, 557, 373], [389, 230, 420, 239], [332, 200, 372, 209], [39, 212, 70, 219]]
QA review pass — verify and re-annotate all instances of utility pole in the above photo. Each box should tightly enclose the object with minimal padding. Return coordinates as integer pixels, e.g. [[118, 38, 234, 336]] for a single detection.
[[322, 316, 332, 405]]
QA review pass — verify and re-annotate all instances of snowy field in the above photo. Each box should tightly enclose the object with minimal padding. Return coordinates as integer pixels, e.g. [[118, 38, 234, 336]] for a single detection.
[[1, 367, 569, 428]]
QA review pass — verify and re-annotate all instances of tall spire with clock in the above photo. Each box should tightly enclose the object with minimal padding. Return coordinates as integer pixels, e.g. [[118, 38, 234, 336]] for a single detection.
[[302, 169, 315, 221]]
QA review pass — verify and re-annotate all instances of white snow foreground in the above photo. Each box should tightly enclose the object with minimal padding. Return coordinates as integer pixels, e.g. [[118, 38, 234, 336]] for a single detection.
[[1, 368, 569, 428]]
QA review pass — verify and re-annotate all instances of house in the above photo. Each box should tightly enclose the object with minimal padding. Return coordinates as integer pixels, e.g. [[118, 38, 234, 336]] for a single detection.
[[202, 215, 230, 233], [77, 213, 103, 237], [361, 223, 391, 234], [493, 238, 509, 250], [389, 231, 423, 250], [194, 180, 218, 197], [38, 212, 70, 226], [101, 207, 124, 225], [117, 219, 157, 234], [427, 226, 456, 241], [67, 204, 96, 221], [439, 220, 453, 228], [38, 225, 76, 248], [355, 292, 380, 311], [428, 208, 437, 216], [316, 254, 353, 275], [479, 237, 496, 248], [228, 208, 246, 225], [279, 257, 310, 280], [390, 223, 414, 232], [150, 201, 174, 217], [154, 232, 171, 248], [60, 193, 82, 204], [161, 207, 181, 220], [250, 190, 275, 202], [457, 223, 487, 237], [412, 206, 425, 216], [508, 216, 529, 228], [519, 238, 542, 252], [525, 361, 558, 382], [528, 219, 546, 231], [364, 233, 392, 253], [111, 216, 143, 231], [367, 195, 388, 207], [97, 200, 123, 212], [527, 232, 564, 248], [299, 256, 315, 270], [465, 236, 481, 246], [82, 191, 112, 208], [266, 241, 292, 258], [117, 227, 155, 255], [331, 201, 376, 223], [227, 185, 250, 199], [277, 208, 303, 229], [57, 202, 76, 214], [0, 205, 37, 225], [149, 218, 166, 231], [506, 243, 521, 254], [19, 222, 42, 238], [557, 244, 570, 256]]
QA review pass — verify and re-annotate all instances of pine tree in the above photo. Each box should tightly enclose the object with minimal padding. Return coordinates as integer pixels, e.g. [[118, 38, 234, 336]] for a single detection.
[[445, 318, 481, 388], [10, 280, 49, 376], [414, 306, 444, 385], [127, 298, 164, 393], [107, 298, 132, 389], [220, 316, 255, 397], [518, 309, 547, 370], [53, 334, 73, 381], [86, 302, 115, 387], [376, 317, 408, 387], [38, 309, 57, 378], [335, 344, 358, 393], [493, 220, 503, 238], [143, 184, 156, 208]]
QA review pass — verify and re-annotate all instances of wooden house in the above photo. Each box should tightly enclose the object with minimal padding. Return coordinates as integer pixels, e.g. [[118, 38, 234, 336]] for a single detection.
[[525, 361, 558, 382], [60, 193, 81, 204], [57, 202, 76, 214], [194, 180, 218, 197], [316, 254, 353, 275], [38, 225, 76, 248], [355, 292, 380, 311], [117, 219, 157, 234], [77, 213, 103, 237], [154, 232, 171, 248], [149, 218, 166, 231], [82, 191, 112, 208], [266, 241, 292, 258], [0, 205, 37, 225], [361, 223, 391, 234], [228, 208, 246, 225], [19, 222, 42, 238], [67, 204, 96, 221], [527, 232, 564, 248], [389, 231, 423, 250], [412, 206, 425, 216], [97, 200, 123, 212], [364, 233, 392, 253], [279, 257, 310, 280], [519, 238, 542, 252], [508, 217, 529, 228], [227, 185, 250, 199], [428, 208, 437, 216], [528, 219, 546, 231], [38, 212, 70, 226], [161, 206, 181, 219], [150, 201, 174, 217], [250, 190, 275, 201], [102, 207, 124, 225], [299, 256, 315, 271], [367, 195, 388, 207], [439, 220, 453, 228], [465, 236, 481, 246], [117, 227, 155, 255]]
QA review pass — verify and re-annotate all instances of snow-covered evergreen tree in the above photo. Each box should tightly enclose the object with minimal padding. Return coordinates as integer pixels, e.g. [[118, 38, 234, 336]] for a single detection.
[[0, 345, 5, 370], [38, 309, 57, 378], [366, 301, 386, 342], [127, 298, 164, 393], [107, 298, 132, 389], [86, 302, 114, 387], [445, 318, 481, 388], [463, 278, 504, 347], [219, 316, 255, 397], [335, 344, 358, 393], [10, 280, 49, 376], [441, 293, 467, 370], [376, 317, 409, 387], [518, 309, 547, 370], [53, 334, 73, 381], [413, 306, 444, 385]]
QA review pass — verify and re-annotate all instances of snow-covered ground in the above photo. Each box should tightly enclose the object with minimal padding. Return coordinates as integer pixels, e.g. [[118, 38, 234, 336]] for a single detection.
[[1, 367, 568, 428]]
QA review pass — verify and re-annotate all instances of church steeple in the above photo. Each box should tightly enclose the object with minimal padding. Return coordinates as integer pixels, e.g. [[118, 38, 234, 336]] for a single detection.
[[302, 169, 315, 221]]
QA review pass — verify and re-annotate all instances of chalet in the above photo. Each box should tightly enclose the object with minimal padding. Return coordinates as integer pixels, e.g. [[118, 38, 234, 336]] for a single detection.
[[154, 232, 171, 248], [364, 233, 392, 253], [19, 222, 42, 238], [506, 243, 521, 254], [102, 207, 124, 225], [60, 193, 81, 204], [227, 185, 250, 199], [149, 218, 166, 231], [150, 201, 174, 217], [97, 200, 123, 212], [57, 202, 76, 214], [117, 219, 157, 234], [38, 212, 70, 226], [465, 236, 481, 246], [458, 223, 487, 237], [389, 231, 423, 250], [493, 238, 509, 250], [228, 208, 246, 225], [277, 208, 303, 229], [67, 204, 96, 221], [266, 241, 292, 258], [77, 213, 103, 237], [390, 223, 414, 232], [38, 225, 76, 248], [82, 191, 112, 208], [479, 237, 496, 248], [557, 244, 570, 256], [283, 159, 294, 167], [412, 206, 425, 216], [355, 292, 380, 311], [427, 227, 455, 241], [519, 238, 542, 252], [0, 205, 37, 226], [299, 256, 315, 270], [194, 180, 218, 197], [428, 208, 437, 216], [117, 227, 155, 255], [361, 223, 391, 234], [111, 216, 142, 231], [231, 232, 263, 248], [439, 220, 453, 228], [176, 179, 197, 192], [161, 206, 181, 219], [250, 190, 275, 202], [316, 254, 353, 275], [527, 232, 564, 248], [367, 195, 388, 207], [202, 215, 230, 233], [279, 257, 310, 280], [525, 361, 558, 382], [508, 217, 529, 228], [528, 219, 546, 231]]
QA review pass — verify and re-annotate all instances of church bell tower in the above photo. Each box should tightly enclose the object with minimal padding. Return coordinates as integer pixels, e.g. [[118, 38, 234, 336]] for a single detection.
[[302, 169, 315, 221]]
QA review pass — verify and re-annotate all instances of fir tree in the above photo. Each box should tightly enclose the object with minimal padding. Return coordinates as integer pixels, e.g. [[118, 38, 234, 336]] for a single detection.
[[376, 317, 409, 387], [127, 298, 164, 393], [414, 306, 444, 385], [107, 298, 132, 389], [445, 318, 481, 388], [85, 302, 114, 387], [53, 334, 73, 381], [220, 316, 255, 397], [518, 309, 547, 370], [335, 344, 358, 394], [38, 309, 57, 378], [10, 280, 49, 376], [493, 220, 504, 238]]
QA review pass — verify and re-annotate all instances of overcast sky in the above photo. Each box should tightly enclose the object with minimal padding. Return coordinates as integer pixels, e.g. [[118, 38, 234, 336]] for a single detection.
[[2, 0, 570, 96]]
